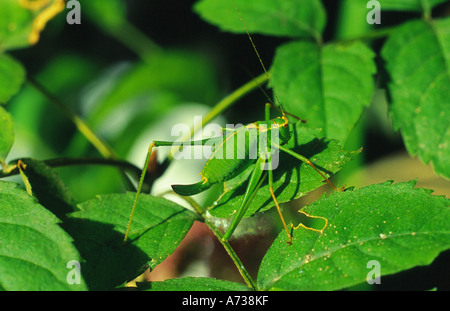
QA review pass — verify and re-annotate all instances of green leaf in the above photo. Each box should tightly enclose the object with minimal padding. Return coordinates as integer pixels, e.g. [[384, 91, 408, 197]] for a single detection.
[[66, 193, 197, 290], [379, 0, 448, 12], [0, 106, 14, 164], [382, 18, 450, 179], [194, 0, 326, 39], [0, 181, 88, 290], [18, 158, 77, 219], [0, 0, 33, 51], [0, 53, 25, 104], [257, 181, 450, 291], [208, 126, 360, 219], [137, 277, 250, 291], [0, 0, 64, 50], [271, 40, 376, 144]]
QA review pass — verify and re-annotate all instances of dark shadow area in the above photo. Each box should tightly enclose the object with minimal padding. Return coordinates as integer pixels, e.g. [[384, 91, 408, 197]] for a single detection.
[[373, 250, 450, 291], [62, 218, 150, 291]]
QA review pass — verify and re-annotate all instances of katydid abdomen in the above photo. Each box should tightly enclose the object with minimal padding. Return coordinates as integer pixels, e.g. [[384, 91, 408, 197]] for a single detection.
[[172, 124, 261, 196]]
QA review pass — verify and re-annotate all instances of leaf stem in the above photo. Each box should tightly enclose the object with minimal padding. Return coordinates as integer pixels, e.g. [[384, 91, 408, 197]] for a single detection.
[[156, 190, 258, 290], [108, 21, 163, 63], [203, 72, 269, 127], [169, 72, 269, 160], [206, 220, 258, 291], [420, 0, 432, 20], [155, 189, 258, 289], [334, 26, 396, 44], [27, 77, 118, 160]]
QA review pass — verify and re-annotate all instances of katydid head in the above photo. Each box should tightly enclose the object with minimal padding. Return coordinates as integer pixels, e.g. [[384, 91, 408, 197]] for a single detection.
[[273, 116, 291, 143]]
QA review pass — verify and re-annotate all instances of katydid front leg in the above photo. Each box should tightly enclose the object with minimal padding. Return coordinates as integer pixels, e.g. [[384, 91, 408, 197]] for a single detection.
[[267, 154, 293, 244], [124, 141, 161, 242], [124, 138, 222, 242], [277, 144, 341, 192]]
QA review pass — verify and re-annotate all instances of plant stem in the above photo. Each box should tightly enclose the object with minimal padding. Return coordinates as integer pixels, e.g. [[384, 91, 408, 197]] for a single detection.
[[203, 72, 269, 128], [169, 72, 269, 160], [27, 77, 118, 160], [108, 21, 163, 63], [159, 190, 258, 289], [206, 220, 258, 291], [420, 0, 432, 20], [158, 191, 258, 290], [335, 26, 396, 44]]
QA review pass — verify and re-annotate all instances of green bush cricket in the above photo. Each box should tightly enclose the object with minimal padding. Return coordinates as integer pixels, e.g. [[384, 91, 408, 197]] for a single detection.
[[124, 0, 343, 245]]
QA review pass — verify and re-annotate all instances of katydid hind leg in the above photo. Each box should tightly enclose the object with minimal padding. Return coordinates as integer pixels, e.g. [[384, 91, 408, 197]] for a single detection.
[[267, 157, 292, 244], [277, 144, 340, 191], [222, 157, 266, 241], [292, 210, 328, 233], [275, 144, 336, 239]]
